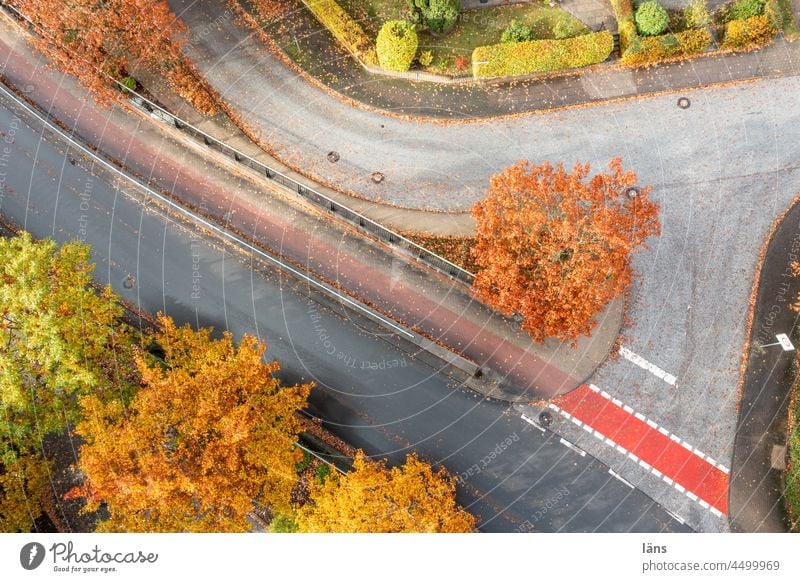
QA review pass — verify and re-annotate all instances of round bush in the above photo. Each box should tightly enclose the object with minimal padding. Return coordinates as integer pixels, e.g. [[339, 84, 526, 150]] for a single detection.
[[726, 0, 765, 21], [376, 20, 419, 72], [635, 1, 669, 36], [501, 19, 533, 43]]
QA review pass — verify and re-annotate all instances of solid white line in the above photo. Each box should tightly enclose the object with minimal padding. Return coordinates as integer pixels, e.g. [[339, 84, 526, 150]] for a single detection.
[[559, 438, 586, 456], [664, 508, 686, 525], [520, 414, 545, 432], [0, 83, 418, 340], [609, 469, 635, 488], [589, 384, 600, 393]]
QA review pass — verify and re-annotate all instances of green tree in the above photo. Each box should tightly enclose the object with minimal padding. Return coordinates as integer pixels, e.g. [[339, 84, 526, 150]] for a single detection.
[[0, 233, 132, 464], [406, 0, 460, 34]]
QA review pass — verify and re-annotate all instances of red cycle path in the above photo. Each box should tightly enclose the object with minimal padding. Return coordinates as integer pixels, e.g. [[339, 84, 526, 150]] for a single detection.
[[554, 385, 729, 516]]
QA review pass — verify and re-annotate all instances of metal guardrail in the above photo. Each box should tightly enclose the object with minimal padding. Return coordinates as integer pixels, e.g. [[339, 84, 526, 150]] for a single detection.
[[0, 0, 476, 286], [123, 87, 476, 286]]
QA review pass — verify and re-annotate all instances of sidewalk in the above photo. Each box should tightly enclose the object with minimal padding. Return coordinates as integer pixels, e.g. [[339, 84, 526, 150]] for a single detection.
[[0, 14, 622, 402], [729, 194, 800, 532]]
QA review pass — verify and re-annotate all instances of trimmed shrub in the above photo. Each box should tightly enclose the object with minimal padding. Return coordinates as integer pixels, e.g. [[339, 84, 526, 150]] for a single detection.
[[722, 13, 776, 48], [683, 0, 711, 28], [304, 0, 377, 65], [726, 0, 765, 21], [472, 31, 614, 79], [501, 19, 533, 43], [621, 27, 712, 64], [609, 0, 638, 54], [635, 1, 669, 36], [376, 20, 419, 72], [406, 0, 460, 34], [418, 49, 434, 66]]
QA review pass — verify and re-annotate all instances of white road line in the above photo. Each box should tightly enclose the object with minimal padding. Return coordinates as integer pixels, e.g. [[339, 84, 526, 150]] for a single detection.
[[559, 438, 586, 456], [520, 414, 545, 432], [664, 508, 686, 525], [0, 84, 418, 340], [609, 469, 635, 488], [710, 508, 723, 518], [619, 346, 677, 386]]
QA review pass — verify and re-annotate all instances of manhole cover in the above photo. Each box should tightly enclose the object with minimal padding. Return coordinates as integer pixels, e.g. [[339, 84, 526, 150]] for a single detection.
[[677, 97, 690, 109], [327, 151, 340, 163], [122, 275, 136, 289], [538, 411, 553, 427], [625, 186, 639, 199], [371, 172, 385, 184]]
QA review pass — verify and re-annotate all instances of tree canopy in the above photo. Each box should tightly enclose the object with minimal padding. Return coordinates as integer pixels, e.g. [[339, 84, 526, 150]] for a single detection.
[[471, 158, 660, 342], [15, 0, 218, 114], [75, 316, 311, 532], [297, 451, 476, 532], [0, 232, 131, 463]]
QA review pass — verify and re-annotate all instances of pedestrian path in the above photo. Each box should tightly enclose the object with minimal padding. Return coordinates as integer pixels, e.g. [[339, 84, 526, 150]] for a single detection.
[[552, 384, 729, 516]]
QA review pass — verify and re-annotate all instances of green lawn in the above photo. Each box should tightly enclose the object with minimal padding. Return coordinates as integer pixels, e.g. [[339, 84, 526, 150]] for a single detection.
[[788, 368, 800, 531], [337, 0, 589, 74]]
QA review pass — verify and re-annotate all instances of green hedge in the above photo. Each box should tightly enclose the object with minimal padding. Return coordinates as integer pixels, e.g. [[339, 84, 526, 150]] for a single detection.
[[303, 0, 378, 65], [611, 0, 711, 65], [722, 14, 777, 49], [609, 0, 637, 54], [472, 32, 613, 79], [622, 28, 712, 65]]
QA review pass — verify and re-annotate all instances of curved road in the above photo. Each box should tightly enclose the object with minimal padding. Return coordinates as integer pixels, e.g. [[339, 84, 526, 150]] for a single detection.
[[169, 0, 800, 531], [0, 76, 687, 531]]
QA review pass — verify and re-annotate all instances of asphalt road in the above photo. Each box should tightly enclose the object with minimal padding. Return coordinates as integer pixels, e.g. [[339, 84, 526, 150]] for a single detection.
[[166, 3, 800, 529], [0, 89, 689, 532]]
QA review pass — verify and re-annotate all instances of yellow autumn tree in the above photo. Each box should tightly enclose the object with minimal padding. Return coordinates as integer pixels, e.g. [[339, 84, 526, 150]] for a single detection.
[[0, 454, 49, 532], [297, 451, 476, 532], [74, 315, 311, 532]]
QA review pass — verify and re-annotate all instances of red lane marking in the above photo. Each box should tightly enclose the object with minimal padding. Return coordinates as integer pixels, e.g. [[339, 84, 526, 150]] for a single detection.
[[554, 385, 728, 515]]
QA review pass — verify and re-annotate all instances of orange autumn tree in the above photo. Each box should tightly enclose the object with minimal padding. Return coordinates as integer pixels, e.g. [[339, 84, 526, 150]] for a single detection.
[[74, 315, 311, 532], [471, 158, 660, 342], [297, 451, 476, 532], [14, 0, 218, 114]]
